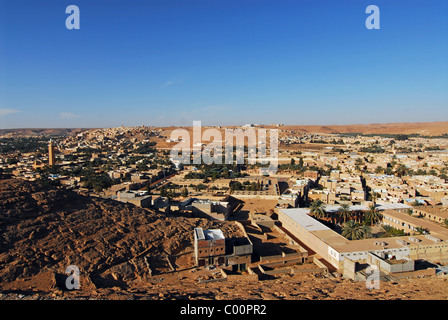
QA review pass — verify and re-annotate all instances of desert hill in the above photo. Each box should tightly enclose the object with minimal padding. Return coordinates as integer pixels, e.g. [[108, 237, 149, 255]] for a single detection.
[[271, 121, 448, 136], [0, 128, 90, 137], [1, 121, 448, 138], [0, 177, 241, 292]]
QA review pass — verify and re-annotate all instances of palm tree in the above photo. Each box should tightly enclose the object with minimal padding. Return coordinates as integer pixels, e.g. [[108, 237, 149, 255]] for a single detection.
[[357, 210, 366, 224], [395, 164, 409, 178], [310, 200, 327, 220], [415, 226, 429, 235], [371, 191, 380, 204], [361, 224, 372, 239], [337, 203, 352, 224], [412, 200, 422, 207], [364, 204, 383, 226], [342, 220, 364, 240], [375, 166, 384, 174]]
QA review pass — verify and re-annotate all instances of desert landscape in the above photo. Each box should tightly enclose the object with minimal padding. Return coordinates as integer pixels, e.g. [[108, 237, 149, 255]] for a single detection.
[[1, 1, 447, 312], [1, 121, 448, 138], [1, 173, 448, 301]]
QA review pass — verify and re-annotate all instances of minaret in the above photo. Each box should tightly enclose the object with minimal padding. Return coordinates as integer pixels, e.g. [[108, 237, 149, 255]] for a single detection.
[[48, 139, 55, 166]]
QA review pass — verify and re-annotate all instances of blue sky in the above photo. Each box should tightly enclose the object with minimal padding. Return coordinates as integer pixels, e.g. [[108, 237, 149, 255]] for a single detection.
[[0, 0, 447, 128]]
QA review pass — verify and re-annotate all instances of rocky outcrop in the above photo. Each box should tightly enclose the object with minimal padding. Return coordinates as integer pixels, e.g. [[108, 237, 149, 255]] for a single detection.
[[0, 177, 241, 290]]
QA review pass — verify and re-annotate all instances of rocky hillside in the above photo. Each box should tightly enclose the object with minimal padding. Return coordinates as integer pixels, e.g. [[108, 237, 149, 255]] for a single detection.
[[0, 177, 241, 291]]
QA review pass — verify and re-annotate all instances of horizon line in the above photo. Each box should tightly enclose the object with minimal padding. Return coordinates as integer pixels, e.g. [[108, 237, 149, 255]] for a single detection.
[[1, 120, 448, 131]]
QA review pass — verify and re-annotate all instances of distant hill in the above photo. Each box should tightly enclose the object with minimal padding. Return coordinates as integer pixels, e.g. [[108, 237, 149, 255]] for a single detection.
[[272, 121, 448, 136], [1, 121, 447, 137], [0, 128, 91, 137]]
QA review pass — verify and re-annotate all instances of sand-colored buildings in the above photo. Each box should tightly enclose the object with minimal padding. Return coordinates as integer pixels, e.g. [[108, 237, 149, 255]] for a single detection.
[[278, 204, 448, 274]]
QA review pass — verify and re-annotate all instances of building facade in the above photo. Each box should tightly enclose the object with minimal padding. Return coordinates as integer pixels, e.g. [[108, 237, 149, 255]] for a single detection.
[[278, 206, 448, 273], [193, 227, 253, 272]]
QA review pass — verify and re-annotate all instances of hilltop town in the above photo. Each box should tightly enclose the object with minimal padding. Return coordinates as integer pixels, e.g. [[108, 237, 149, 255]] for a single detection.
[[1, 122, 448, 300]]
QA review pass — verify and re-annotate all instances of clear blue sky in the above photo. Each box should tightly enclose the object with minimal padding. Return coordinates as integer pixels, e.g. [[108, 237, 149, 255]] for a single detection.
[[0, 0, 447, 128]]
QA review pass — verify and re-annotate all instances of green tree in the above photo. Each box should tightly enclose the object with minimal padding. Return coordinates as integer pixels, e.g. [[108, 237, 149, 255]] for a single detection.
[[375, 166, 384, 174], [415, 226, 429, 235], [371, 191, 380, 204], [230, 181, 243, 191], [309, 200, 327, 220], [136, 162, 149, 172], [81, 171, 113, 193], [337, 203, 352, 224], [395, 164, 409, 178], [160, 185, 168, 197], [364, 204, 383, 226], [361, 224, 372, 239], [181, 187, 188, 197], [342, 220, 364, 240], [412, 200, 422, 207], [444, 219, 448, 228]]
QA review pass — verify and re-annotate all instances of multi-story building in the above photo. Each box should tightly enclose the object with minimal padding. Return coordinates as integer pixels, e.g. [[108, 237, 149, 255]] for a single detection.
[[193, 227, 253, 272], [194, 228, 226, 266]]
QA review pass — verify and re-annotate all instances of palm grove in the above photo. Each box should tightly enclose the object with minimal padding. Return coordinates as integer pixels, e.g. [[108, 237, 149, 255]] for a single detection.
[[309, 200, 383, 240]]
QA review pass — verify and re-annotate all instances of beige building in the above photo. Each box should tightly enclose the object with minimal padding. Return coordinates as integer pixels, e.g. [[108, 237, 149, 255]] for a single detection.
[[117, 190, 152, 208], [308, 190, 337, 204], [278, 205, 448, 274]]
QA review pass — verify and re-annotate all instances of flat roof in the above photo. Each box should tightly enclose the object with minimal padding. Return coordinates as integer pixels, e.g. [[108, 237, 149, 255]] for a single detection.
[[203, 229, 225, 241], [195, 227, 225, 241], [382, 210, 448, 239], [376, 203, 413, 211], [324, 204, 368, 213], [279, 208, 330, 232], [279, 207, 448, 254]]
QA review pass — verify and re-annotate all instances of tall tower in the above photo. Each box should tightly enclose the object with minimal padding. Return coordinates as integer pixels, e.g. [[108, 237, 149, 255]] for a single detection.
[[48, 140, 55, 166]]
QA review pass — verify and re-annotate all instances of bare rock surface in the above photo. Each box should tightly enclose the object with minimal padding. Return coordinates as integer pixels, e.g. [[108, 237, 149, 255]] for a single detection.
[[0, 177, 240, 292]]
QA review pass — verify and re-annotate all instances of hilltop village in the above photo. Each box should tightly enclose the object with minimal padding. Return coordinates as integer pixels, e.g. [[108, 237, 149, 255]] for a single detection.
[[1, 124, 448, 287]]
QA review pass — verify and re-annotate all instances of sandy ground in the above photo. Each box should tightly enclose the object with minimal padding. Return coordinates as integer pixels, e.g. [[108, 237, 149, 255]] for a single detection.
[[2, 270, 447, 300]]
